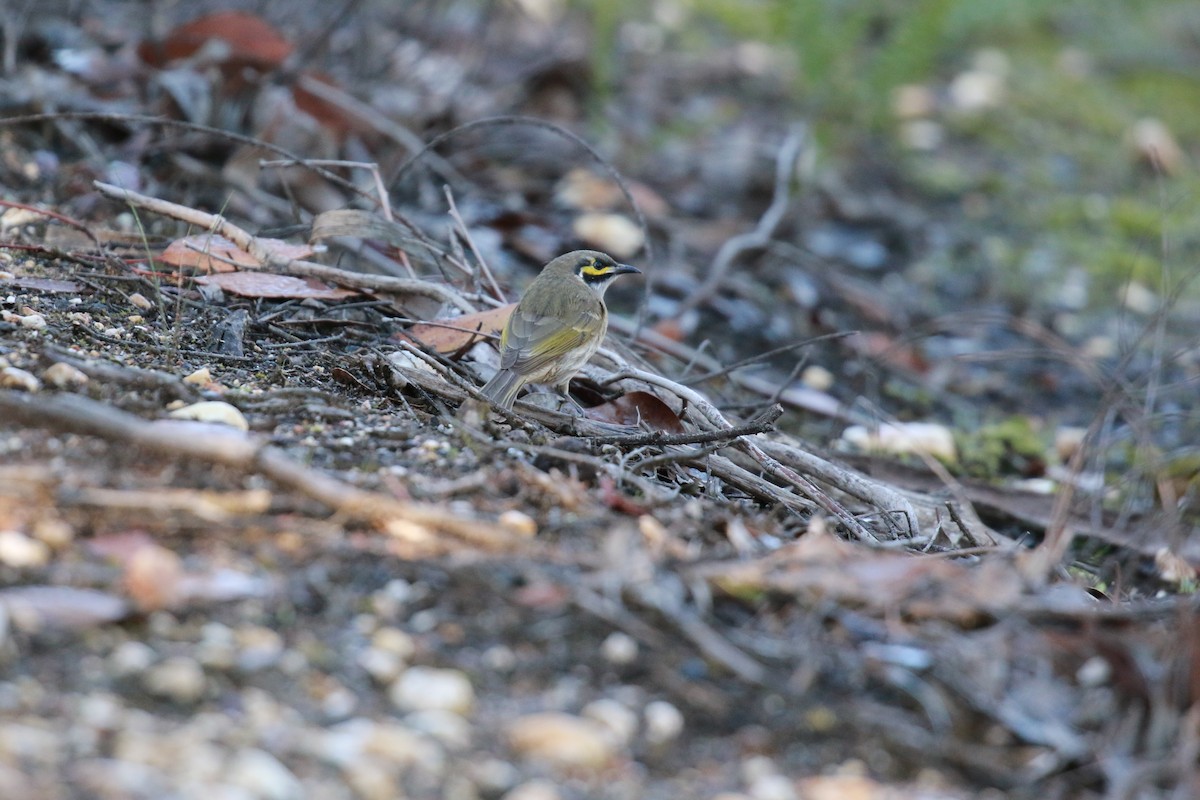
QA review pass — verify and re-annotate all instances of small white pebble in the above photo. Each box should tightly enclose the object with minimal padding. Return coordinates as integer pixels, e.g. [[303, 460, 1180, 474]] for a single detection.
[[167, 400, 248, 430], [582, 699, 638, 747], [389, 667, 474, 715], [499, 510, 537, 537], [41, 362, 89, 389], [0, 530, 50, 568], [643, 700, 684, 746], [128, 292, 153, 310], [108, 641, 156, 675], [228, 747, 305, 800], [506, 712, 617, 770], [502, 779, 563, 800], [142, 657, 206, 704], [0, 367, 41, 392], [601, 632, 638, 665], [748, 773, 798, 800], [358, 647, 405, 684]]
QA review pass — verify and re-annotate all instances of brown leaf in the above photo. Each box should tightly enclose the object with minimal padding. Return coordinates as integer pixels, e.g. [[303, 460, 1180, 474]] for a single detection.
[[159, 234, 315, 274], [583, 391, 685, 432], [138, 11, 294, 70], [194, 272, 358, 300], [397, 305, 514, 353]]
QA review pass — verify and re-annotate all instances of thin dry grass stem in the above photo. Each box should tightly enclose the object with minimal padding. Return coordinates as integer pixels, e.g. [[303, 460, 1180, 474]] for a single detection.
[[388, 114, 654, 265], [625, 581, 769, 685], [605, 317, 851, 420], [442, 185, 507, 303], [92, 181, 476, 312], [675, 124, 808, 316], [680, 332, 854, 386], [585, 405, 782, 448], [292, 73, 468, 189], [260, 158, 395, 224]]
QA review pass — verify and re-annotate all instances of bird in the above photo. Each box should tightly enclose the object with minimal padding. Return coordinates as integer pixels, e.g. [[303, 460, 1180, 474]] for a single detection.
[[479, 250, 641, 410]]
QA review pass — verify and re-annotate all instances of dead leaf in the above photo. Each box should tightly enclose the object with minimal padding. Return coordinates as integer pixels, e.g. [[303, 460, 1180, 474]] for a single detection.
[[159, 234, 314, 273], [138, 11, 294, 70], [397, 305, 514, 353], [194, 272, 358, 300], [583, 391, 685, 433]]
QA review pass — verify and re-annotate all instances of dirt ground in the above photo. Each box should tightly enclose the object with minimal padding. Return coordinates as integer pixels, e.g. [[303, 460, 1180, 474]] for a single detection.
[[1, 2, 1198, 799]]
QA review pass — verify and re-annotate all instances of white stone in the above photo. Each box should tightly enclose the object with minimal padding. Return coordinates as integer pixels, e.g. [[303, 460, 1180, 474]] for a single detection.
[[505, 712, 616, 770], [388, 667, 474, 715], [167, 400, 248, 430], [41, 362, 89, 389], [502, 779, 563, 800], [143, 657, 206, 704], [643, 700, 684, 746], [228, 748, 304, 800], [600, 632, 638, 665], [0, 531, 49, 568], [581, 699, 638, 747]]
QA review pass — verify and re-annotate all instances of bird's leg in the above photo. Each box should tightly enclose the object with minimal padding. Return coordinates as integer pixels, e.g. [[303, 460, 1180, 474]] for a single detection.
[[555, 381, 586, 414]]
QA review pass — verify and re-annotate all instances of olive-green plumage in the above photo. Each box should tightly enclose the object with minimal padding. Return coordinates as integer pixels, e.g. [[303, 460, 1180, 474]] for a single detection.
[[480, 250, 640, 409]]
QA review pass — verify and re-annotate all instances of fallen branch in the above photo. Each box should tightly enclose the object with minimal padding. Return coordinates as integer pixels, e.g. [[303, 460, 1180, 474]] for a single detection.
[[0, 390, 523, 551], [584, 404, 782, 447]]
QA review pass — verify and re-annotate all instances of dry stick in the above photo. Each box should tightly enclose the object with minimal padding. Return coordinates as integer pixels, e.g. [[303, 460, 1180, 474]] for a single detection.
[[625, 582, 769, 685], [605, 316, 852, 421], [442, 186, 507, 303], [676, 125, 807, 316], [681, 332, 855, 386], [293, 73, 469, 189], [260, 158, 396, 224], [585, 404, 783, 447], [602, 364, 877, 539], [0, 390, 521, 549], [389, 114, 655, 270], [704, 454, 816, 513], [91, 181, 476, 313]]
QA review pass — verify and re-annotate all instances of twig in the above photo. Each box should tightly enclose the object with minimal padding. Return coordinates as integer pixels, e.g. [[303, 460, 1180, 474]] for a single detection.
[[584, 404, 782, 447], [443, 186, 506, 302], [293, 73, 469, 189], [389, 114, 654, 267], [92, 181, 476, 312], [0, 390, 521, 550], [676, 125, 807, 315], [260, 158, 396, 223], [600, 362, 877, 538], [680, 333, 854, 386]]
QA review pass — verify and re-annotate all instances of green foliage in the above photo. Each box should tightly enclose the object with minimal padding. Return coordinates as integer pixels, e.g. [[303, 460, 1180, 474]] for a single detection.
[[956, 416, 1047, 479]]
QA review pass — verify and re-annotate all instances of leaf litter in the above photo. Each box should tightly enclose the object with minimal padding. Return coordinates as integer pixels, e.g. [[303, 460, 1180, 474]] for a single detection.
[[0, 3, 1196, 799]]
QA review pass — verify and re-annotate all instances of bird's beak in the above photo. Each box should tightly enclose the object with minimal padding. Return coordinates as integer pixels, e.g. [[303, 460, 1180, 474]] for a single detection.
[[613, 263, 641, 276]]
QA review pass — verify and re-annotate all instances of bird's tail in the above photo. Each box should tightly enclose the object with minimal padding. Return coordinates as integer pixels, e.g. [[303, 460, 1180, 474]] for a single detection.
[[480, 369, 524, 410]]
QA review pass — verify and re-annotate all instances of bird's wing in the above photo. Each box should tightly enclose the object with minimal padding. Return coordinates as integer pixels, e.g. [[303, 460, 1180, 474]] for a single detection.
[[501, 294, 603, 375]]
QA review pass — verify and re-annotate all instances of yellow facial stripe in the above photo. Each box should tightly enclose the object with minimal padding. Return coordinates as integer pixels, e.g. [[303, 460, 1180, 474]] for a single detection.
[[580, 264, 611, 278]]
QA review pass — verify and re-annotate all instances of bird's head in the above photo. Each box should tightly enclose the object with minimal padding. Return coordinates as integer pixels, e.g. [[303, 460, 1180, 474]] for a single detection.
[[545, 250, 641, 296]]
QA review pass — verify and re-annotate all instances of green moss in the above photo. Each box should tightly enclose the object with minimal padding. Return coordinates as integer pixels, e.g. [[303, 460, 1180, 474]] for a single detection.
[[956, 416, 1047, 479]]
